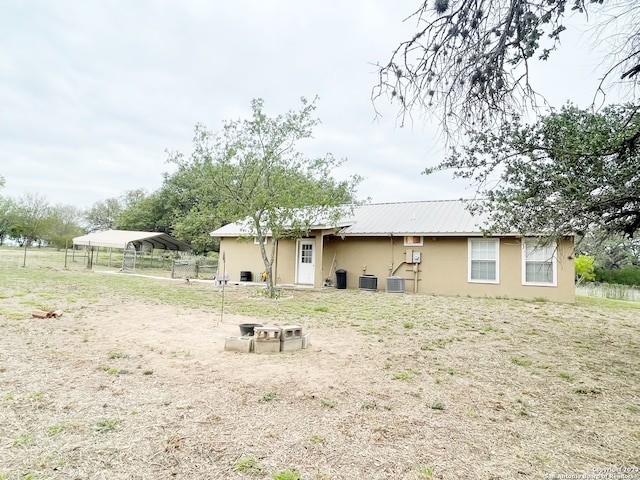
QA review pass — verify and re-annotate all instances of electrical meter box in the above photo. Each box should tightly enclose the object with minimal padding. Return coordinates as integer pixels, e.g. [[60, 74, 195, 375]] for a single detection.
[[406, 249, 422, 264]]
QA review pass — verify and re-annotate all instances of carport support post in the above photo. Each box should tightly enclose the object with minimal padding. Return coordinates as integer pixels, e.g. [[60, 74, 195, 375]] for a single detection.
[[87, 242, 93, 269]]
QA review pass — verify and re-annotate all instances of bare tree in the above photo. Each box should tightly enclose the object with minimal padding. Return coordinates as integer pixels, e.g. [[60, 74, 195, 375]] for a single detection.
[[373, 0, 640, 133]]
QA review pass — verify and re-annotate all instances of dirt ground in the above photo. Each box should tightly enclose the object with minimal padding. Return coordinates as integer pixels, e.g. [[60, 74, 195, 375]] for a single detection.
[[1, 281, 640, 480]]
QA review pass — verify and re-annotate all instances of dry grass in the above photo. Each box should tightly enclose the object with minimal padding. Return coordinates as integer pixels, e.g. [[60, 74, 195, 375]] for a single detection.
[[1, 248, 639, 479]]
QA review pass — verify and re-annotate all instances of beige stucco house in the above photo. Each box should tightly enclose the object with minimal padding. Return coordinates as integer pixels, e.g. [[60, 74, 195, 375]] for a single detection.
[[210, 200, 575, 303]]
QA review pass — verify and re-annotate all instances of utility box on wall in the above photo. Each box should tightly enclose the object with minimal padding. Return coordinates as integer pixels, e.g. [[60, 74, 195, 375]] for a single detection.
[[406, 249, 413, 264], [405, 249, 422, 264]]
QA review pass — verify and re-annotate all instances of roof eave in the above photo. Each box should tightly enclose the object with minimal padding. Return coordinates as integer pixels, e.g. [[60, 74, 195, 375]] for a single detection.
[[335, 231, 504, 237]]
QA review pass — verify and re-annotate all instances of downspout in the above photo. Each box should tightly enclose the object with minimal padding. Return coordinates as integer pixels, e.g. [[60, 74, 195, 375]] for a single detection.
[[388, 233, 394, 277], [315, 233, 323, 289]]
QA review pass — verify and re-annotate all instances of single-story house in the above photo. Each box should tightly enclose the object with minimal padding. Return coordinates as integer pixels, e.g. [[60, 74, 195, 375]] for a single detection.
[[210, 200, 575, 303]]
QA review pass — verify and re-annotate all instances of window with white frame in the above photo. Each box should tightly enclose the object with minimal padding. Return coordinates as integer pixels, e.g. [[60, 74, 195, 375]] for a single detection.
[[404, 235, 423, 247], [468, 239, 499, 283], [522, 239, 557, 286]]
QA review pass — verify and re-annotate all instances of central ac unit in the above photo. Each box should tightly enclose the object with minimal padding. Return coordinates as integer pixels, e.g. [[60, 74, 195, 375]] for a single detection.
[[358, 274, 378, 291], [386, 276, 405, 293]]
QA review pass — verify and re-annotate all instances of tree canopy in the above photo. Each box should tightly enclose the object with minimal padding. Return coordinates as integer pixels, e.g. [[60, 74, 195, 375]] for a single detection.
[[433, 103, 640, 239], [45, 204, 85, 250], [0, 195, 15, 246], [169, 97, 361, 297], [375, 0, 640, 239], [84, 197, 125, 233], [374, 0, 640, 131], [578, 230, 640, 269], [155, 155, 223, 253]]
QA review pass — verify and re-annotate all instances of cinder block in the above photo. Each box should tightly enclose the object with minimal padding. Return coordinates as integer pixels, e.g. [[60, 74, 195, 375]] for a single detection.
[[302, 333, 311, 349], [254, 339, 281, 354], [224, 336, 254, 353], [255, 326, 282, 342], [281, 337, 303, 352], [280, 325, 303, 340]]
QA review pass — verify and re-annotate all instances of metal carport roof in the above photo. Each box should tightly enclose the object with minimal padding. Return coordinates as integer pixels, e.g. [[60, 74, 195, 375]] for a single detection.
[[73, 230, 192, 251]]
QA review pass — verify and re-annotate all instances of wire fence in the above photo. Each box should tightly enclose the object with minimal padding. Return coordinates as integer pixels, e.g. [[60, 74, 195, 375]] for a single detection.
[[577, 282, 640, 302], [0, 246, 218, 279], [171, 257, 219, 279]]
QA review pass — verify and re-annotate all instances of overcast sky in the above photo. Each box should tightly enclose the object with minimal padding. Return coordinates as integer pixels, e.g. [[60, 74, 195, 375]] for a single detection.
[[0, 1, 612, 209]]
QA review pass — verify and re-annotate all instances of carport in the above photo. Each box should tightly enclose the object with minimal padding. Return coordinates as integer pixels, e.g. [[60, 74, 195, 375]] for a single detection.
[[73, 230, 192, 252], [72, 229, 192, 270]]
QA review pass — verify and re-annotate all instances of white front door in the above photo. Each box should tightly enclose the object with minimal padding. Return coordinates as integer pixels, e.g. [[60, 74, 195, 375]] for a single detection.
[[296, 239, 315, 285]]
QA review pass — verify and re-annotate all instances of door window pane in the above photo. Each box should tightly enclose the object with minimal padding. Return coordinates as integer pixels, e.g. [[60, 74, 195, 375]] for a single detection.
[[301, 244, 313, 264]]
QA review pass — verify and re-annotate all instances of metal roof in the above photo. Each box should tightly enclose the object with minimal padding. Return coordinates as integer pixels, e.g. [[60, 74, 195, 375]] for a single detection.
[[338, 200, 489, 236], [210, 200, 492, 237], [73, 230, 192, 251], [211, 221, 252, 237]]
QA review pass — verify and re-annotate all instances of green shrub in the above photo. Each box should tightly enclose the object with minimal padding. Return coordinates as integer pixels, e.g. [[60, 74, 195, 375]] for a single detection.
[[594, 267, 640, 287], [575, 255, 595, 283]]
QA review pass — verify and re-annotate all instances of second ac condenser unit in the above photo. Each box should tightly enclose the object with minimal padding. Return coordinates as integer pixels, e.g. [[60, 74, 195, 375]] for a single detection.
[[386, 276, 405, 293]]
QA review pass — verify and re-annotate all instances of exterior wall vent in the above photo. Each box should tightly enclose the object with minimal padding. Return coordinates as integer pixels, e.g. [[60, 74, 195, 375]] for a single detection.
[[386, 276, 405, 293], [358, 274, 378, 291]]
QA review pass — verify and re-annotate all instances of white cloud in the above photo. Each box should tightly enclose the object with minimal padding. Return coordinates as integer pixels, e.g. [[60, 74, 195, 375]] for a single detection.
[[0, 0, 621, 209]]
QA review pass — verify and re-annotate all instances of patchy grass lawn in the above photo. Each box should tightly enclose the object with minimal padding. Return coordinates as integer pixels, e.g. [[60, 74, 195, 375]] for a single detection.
[[0, 248, 639, 479]]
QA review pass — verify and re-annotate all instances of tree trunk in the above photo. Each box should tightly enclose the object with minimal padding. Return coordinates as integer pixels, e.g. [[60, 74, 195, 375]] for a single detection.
[[259, 237, 279, 298]]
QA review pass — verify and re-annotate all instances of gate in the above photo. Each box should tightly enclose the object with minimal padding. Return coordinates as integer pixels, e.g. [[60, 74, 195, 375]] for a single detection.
[[171, 260, 197, 279], [122, 248, 137, 273], [171, 257, 218, 279]]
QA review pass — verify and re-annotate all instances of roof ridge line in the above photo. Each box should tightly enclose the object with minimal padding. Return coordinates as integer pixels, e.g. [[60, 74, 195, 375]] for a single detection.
[[363, 199, 471, 206]]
